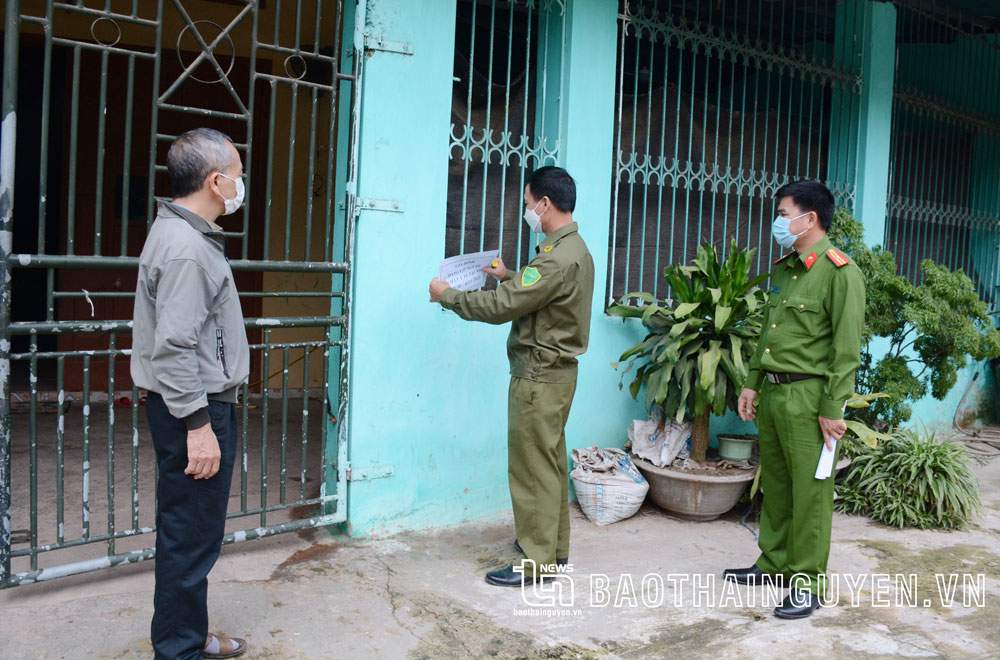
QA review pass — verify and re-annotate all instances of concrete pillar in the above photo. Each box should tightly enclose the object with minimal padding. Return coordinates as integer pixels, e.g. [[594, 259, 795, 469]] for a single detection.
[[541, 0, 620, 312], [829, 0, 896, 246], [342, 0, 462, 535]]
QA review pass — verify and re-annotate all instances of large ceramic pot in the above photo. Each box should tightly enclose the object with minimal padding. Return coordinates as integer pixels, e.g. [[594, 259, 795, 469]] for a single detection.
[[631, 455, 755, 521]]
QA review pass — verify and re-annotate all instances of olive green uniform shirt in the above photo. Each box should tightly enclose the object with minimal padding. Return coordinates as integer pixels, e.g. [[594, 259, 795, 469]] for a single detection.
[[744, 235, 866, 420], [439, 222, 595, 383]]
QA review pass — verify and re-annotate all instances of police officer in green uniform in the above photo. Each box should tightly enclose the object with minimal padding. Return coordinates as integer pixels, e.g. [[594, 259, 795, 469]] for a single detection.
[[428, 167, 595, 587], [724, 180, 865, 619]]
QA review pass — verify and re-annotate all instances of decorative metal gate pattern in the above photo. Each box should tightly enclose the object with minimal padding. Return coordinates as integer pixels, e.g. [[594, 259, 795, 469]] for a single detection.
[[447, 0, 566, 271], [885, 1, 1000, 309], [608, 0, 861, 304], [0, 0, 361, 587]]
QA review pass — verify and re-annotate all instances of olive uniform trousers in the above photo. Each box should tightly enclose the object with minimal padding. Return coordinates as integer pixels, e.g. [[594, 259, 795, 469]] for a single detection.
[[754, 377, 840, 595], [507, 376, 577, 575]]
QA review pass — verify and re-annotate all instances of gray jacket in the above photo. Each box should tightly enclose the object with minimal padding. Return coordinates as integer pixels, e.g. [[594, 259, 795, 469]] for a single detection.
[[131, 201, 250, 429]]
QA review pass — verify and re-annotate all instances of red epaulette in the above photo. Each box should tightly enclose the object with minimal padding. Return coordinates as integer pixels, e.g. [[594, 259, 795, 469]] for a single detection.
[[773, 252, 795, 265], [826, 248, 851, 268]]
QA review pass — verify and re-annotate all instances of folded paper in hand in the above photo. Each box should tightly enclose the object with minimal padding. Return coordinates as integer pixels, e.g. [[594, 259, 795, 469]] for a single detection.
[[815, 438, 837, 480], [438, 249, 499, 292]]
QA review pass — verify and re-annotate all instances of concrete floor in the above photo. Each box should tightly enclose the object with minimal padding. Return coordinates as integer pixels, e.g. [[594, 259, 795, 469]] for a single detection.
[[2, 457, 999, 659]]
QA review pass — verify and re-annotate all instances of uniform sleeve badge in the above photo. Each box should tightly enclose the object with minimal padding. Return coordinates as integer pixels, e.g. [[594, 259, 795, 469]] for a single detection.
[[522, 266, 542, 287]]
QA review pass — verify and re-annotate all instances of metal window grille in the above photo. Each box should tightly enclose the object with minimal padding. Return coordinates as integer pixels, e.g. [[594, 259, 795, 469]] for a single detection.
[[1, 0, 359, 587], [608, 0, 860, 305], [885, 1, 1000, 310], [447, 0, 566, 272]]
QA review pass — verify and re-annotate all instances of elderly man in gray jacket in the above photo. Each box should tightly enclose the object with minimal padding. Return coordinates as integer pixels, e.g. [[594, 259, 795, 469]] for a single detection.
[[131, 128, 250, 660]]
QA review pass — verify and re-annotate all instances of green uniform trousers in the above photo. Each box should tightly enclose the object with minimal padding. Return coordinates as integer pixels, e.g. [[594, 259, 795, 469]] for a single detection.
[[755, 377, 839, 595], [507, 376, 577, 576]]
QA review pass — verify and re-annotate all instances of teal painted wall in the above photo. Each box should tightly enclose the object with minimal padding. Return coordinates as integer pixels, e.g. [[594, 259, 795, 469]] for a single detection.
[[341, 0, 997, 538], [344, 0, 645, 537]]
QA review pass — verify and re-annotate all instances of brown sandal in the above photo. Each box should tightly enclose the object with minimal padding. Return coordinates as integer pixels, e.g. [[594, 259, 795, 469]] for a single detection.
[[202, 632, 247, 659]]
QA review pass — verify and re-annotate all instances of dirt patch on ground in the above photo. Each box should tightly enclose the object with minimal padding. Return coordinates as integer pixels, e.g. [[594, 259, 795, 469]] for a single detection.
[[853, 539, 1000, 601], [812, 601, 957, 658], [402, 591, 605, 660], [598, 617, 740, 659], [836, 539, 1000, 656], [270, 542, 344, 581]]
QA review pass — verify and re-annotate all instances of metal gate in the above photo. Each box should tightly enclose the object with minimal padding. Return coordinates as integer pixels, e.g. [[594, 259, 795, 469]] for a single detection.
[[0, 0, 363, 587]]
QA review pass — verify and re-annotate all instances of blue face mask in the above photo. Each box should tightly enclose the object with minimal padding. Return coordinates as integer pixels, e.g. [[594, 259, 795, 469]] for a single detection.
[[771, 212, 810, 249]]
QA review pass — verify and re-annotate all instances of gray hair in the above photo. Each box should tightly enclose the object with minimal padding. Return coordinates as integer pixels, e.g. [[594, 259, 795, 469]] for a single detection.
[[167, 128, 235, 198]]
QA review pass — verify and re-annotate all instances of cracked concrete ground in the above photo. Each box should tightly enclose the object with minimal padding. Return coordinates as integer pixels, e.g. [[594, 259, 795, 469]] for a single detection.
[[2, 457, 999, 659]]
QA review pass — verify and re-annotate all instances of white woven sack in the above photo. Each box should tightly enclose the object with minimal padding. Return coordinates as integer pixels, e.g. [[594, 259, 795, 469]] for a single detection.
[[570, 447, 649, 525]]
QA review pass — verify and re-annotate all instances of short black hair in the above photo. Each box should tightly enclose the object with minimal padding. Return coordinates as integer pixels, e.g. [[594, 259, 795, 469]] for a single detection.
[[773, 180, 835, 230], [526, 166, 576, 213], [167, 128, 235, 198]]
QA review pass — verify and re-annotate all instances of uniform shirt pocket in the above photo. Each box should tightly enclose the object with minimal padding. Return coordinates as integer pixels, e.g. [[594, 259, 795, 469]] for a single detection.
[[783, 295, 823, 336]]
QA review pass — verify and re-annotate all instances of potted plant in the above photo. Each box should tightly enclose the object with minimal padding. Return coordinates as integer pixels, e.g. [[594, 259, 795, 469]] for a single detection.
[[610, 239, 767, 520]]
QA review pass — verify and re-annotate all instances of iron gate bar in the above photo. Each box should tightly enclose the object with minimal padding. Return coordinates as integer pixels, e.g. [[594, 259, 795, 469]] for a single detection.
[[161, 0, 253, 115], [7, 317, 346, 335], [48, 38, 159, 58], [6, 339, 343, 361], [34, 2, 50, 257], [8, 513, 343, 586], [50, 291, 343, 299], [261, 328, 270, 526], [10, 489, 338, 560], [48, 5, 160, 28], [8, 254, 349, 273], [1, 0, 21, 590]]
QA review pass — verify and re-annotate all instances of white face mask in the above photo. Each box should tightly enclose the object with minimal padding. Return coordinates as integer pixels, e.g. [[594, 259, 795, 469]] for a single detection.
[[216, 172, 245, 215], [771, 211, 809, 249], [523, 200, 545, 233]]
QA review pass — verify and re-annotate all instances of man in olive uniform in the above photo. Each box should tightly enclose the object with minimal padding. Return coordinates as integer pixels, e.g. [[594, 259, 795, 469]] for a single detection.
[[429, 166, 595, 587], [724, 180, 865, 619]]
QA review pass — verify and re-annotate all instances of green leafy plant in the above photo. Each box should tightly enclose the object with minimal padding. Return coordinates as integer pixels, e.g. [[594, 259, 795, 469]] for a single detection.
[[835, 426, 983, 530], [609, 240, 768, 462], [829, 208, 1000, 429]]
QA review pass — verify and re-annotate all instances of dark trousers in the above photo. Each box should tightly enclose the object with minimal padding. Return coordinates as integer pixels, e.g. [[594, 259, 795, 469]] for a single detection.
[[147, 392, 237, 660]]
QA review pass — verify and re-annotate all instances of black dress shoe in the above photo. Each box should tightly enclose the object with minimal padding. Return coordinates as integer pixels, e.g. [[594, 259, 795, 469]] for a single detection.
[[722, 565, 782, 586], [513, 539, 568, 565], [774, 589, 821, 619], [485, 565, 549, 587]]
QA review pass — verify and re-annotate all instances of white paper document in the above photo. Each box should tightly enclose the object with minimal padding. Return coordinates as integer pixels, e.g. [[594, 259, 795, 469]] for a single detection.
[[438, 249, 499, 292], [815, 438, 837, 480]]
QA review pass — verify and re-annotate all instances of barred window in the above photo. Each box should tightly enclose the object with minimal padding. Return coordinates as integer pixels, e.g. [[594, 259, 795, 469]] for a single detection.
[[885, 0, 1000, 309], [607, 0, 859, 305], [446, 0, 566, 274]]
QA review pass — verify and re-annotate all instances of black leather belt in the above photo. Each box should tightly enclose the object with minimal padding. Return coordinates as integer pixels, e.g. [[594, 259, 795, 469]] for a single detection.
[[765, 372, 821, 385]]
